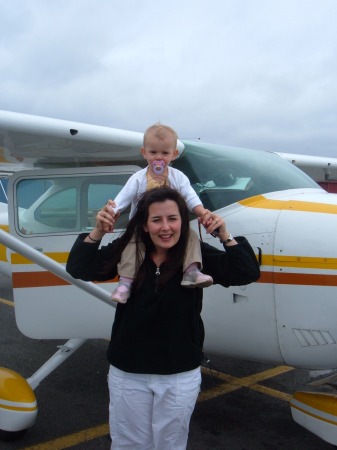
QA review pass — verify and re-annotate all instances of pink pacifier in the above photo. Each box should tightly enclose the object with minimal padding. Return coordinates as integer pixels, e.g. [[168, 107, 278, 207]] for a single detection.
[[152, 160, 165, 175]]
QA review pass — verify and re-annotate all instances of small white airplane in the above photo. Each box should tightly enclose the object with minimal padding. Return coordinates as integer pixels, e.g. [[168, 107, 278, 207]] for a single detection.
[[1, 109, 337, 445]]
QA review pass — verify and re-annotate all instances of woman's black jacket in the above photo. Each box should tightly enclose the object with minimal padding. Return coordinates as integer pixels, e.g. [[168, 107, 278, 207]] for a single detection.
[[66, 234, 260, 375]]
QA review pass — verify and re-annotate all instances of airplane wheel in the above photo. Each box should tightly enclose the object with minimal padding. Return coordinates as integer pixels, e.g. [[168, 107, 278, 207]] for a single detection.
[[0, 428, 27, 441], [0, 367, 38, 436]]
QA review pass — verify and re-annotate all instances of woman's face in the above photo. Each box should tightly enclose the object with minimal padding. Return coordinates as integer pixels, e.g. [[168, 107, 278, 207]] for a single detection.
[[143, 200, 182, 252]]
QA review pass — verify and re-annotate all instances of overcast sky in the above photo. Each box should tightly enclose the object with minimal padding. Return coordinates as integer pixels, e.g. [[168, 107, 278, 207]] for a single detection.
[[1, 0, 337, 157]]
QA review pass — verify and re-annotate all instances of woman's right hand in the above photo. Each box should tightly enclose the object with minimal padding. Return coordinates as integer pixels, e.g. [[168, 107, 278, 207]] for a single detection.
[[96, 199, 119, 233], [85, 200, 118, 243]]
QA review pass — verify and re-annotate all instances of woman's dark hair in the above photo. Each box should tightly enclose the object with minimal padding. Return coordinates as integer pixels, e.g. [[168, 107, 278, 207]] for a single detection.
[[115, 187, 191, 290]]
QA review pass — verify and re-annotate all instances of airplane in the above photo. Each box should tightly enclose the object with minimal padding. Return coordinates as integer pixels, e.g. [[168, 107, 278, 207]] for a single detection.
[[1, 109, 337, 445]]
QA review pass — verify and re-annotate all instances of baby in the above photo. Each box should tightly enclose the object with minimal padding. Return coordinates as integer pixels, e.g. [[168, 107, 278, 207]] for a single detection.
[[109, 123, 213, 303]]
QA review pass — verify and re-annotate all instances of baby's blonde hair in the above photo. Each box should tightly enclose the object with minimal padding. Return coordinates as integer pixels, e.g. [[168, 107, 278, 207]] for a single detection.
[[143, 123, 178, 148]]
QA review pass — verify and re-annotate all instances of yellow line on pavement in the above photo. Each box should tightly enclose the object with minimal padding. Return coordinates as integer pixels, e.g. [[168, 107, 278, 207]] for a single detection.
[[199, 365, 294, 402], [19, 423, 109, 450], [0, 296, 14, 306], [251, 383, 292, 402]]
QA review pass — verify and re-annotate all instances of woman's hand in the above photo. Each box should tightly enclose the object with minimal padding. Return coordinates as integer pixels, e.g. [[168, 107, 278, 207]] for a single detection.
[[96, 199, 119, 233], [198, 210, 237, 246], [85, 200, 118, 243]]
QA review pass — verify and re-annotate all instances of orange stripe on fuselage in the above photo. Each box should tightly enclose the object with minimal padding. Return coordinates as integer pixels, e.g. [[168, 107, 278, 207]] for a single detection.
[[12, 271, 118, 289], [11, 270, 337, 289], [12, 271, 71, 288], [259, 271, 337, 286]]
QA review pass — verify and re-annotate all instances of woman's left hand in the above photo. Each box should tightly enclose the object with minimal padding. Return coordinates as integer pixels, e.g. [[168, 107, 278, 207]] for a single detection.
[[199, 210, 236, 245], [199, 210, 224, 235]]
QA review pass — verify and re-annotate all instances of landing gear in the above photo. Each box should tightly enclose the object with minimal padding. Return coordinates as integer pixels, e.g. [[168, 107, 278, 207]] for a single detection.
[[0, 339, 87, 440], [0, 367, 37, 438]]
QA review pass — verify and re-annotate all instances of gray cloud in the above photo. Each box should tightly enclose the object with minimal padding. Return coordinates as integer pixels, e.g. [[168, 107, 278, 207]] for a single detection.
[[1, 0, 337, 156]]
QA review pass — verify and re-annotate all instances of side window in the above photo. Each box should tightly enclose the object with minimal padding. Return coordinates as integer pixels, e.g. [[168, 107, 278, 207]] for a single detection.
[[34, 188, 77, 229], [0, 177, 8, 204], [86, 182, 130, 230], [17, 179, 52, 208], [15, 173, 132, 235]]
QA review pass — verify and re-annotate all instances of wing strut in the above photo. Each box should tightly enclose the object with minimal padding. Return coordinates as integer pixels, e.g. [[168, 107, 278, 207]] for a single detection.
[[0, 229, 116, 307]]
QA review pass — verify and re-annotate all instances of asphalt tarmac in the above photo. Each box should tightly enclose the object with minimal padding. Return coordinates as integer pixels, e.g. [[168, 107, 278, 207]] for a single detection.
[[0, 273, 335, 450]]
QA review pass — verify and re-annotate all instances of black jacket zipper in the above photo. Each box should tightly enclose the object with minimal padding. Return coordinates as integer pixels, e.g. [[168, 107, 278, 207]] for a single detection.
[[155, 267, 160, 292]]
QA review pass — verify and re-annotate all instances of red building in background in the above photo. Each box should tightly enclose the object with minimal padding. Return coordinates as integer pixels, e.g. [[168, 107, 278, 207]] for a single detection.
[[318, 181, 337, 193]]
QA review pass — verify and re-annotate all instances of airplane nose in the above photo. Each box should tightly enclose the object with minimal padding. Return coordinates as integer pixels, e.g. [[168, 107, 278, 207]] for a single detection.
[[202, 188, 337, 370], [272, 190, 337, 368]]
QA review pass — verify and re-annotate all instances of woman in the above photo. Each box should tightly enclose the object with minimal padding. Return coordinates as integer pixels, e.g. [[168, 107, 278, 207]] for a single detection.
[[66, 187, 260, 450]]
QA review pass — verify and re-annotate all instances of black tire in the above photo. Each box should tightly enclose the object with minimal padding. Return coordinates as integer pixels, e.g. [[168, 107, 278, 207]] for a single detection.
[[0, 428, 27, 441]]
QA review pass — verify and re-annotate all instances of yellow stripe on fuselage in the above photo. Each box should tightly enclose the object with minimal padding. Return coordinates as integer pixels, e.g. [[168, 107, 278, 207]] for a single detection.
[[11, 252, 69, 264], [239, 194, 337, 214], [10, 251, 337, 271], [262, 255, 337, 270]]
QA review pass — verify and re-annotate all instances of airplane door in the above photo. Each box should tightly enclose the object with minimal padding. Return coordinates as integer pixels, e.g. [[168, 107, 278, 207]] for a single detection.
[[7, 166, 140, 339]]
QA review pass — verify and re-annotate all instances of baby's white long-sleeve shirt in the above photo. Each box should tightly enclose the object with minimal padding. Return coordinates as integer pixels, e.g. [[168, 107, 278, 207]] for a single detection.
[[113, 166, 202, 218]]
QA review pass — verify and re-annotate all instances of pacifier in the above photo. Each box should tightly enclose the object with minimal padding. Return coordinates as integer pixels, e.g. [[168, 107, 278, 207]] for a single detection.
[[152, 160, 165, 175]]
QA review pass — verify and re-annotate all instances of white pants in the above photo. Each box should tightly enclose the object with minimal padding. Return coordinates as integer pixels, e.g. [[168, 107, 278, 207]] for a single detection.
[[108, 365, 201, 450]]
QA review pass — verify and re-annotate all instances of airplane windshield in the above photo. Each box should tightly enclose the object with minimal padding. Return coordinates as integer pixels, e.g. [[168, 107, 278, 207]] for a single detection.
[[172, 141, 319, 210]]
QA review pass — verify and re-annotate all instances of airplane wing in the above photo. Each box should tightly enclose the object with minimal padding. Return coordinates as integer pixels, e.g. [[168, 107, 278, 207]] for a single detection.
[[276, 152, 337, 183], [0, 109, 333, 182], [0, 109, 184, 167]]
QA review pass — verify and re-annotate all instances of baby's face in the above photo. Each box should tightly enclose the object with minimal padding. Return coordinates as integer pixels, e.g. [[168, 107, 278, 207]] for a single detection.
[[141, 134, 178, 175]]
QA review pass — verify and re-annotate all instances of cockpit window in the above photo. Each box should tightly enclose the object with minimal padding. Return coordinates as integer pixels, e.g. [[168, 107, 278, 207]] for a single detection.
[[172, 141, 319, 210]]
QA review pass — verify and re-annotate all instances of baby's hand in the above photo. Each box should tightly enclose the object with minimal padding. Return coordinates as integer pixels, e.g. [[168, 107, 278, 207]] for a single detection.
[[204, 216, 213, 227], [106, 199, 118, 217], [200, 209, 213, 227], [99, 199, 118, 233]]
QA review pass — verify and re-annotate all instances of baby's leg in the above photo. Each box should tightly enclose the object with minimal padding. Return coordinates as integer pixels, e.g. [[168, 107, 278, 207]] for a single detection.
[[111, 238, 144, 303], [181, 229, 213, 288]]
